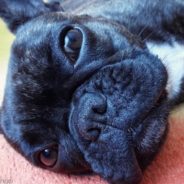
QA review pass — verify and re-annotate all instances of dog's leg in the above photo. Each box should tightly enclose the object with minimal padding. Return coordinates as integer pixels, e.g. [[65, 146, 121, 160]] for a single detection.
[[0, 0, 63, 33]]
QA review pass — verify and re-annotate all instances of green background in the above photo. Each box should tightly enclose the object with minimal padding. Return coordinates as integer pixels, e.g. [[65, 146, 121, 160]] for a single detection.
[[0, 20, 14, 102]]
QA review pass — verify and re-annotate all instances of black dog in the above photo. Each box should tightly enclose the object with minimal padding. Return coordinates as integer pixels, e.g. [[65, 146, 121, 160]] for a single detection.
[[0, 0, 184, 183]]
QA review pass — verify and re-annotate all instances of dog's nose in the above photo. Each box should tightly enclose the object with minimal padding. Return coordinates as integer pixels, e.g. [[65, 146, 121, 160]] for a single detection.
[[75, 93, 107, 141]]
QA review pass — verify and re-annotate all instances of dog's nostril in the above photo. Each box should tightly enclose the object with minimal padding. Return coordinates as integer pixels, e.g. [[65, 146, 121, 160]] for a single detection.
[[91, 95, 107, 115], [86, 127, 101, 141], [92, 102, 107, 114], [74, 93, 107, 142]]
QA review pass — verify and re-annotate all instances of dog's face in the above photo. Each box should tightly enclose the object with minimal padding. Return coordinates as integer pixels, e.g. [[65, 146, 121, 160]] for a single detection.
[[0, 1, 169, 184]]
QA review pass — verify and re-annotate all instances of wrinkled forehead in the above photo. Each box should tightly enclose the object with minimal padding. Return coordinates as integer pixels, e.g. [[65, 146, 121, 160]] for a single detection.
[[14, 12, 138, 49]]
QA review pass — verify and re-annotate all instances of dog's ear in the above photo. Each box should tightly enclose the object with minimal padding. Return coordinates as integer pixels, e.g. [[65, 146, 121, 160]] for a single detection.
[[0, 0, 63, 33]]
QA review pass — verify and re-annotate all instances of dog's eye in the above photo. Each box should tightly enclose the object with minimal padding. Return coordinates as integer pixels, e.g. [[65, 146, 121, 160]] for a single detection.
[[39, 146, 58, 167], [63, 28, 83, 62]]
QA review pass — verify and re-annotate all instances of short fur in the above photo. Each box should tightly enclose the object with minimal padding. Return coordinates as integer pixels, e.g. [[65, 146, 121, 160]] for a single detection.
[[0, 0, 184, 184]]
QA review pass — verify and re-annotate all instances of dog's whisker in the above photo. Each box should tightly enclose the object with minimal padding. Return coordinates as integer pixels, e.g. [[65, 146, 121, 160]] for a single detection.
[[137, 25, 148, 38], [142, 30, 154, 42]]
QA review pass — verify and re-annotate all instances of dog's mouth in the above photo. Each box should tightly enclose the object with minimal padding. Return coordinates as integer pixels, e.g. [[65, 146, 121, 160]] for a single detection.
[[68, 50, 169, 183]]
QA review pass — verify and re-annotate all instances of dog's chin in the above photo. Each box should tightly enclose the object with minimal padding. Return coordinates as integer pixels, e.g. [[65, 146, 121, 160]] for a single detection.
[[68, 50, 169, 183]]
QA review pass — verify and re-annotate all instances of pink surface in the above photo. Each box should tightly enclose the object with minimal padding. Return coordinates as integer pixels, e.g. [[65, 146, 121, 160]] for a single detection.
[[0, 107, 184, 184]]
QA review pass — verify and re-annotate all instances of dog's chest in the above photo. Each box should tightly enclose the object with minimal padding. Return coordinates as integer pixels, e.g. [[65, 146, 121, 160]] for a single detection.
[[147, 41, 184, 99]]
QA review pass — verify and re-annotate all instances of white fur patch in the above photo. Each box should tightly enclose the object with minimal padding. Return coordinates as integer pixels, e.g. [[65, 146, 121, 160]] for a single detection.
[[147, 41, 184, 100]]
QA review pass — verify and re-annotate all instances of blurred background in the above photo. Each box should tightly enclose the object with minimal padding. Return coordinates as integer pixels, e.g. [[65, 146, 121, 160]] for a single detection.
[[0, 20, 14, 103]]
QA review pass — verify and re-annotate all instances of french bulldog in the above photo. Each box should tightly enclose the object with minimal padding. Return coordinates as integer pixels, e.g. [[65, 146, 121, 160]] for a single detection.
[[0, 0, 184, 183]]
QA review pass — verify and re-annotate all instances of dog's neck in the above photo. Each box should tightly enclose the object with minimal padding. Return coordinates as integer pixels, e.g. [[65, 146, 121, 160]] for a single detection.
[[147, 41, 184, 100]]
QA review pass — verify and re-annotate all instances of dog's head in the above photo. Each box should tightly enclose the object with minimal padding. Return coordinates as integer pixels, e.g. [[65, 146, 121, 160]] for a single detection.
[[0, 1, 169, 184]]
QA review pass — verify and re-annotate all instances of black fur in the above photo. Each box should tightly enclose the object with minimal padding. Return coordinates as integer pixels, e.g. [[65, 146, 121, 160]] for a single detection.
[[0, 0, 184, 184], [0, 0, 63, 33]]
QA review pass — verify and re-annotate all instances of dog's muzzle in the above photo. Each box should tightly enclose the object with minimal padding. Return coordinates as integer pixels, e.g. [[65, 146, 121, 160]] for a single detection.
[[69, 50, 168, 184]]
